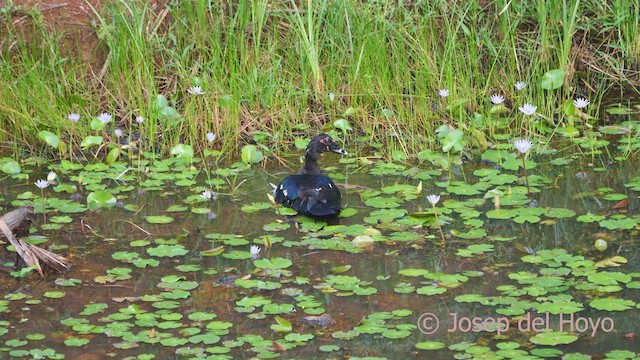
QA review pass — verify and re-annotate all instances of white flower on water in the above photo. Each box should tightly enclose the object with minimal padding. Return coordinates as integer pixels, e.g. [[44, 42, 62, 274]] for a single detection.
[[206, 132, 216, 143], [438, 89, 450, 98], [135, 116, 144, 123], [490, 94, 504, 104], [98, 112, 112, 124], [574, 97, 589, 109], [114, 128, 123, 138], [250, 245, 261, 257], [518, 103, 537, 116], [47, 171, 57, 183], [68, 113, 80, 123], [35, 179, 50, 189], [201, 190, 213, 200], [187, 86, 204, 95], [514, 139, 533, 154], [250, 245, 261, 259], [427, 194, 440, 206], [515, 82, 527, 90]]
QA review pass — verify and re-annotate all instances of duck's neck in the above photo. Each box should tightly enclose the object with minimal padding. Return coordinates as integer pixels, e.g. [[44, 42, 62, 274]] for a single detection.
[[300, 152, 323, 175]]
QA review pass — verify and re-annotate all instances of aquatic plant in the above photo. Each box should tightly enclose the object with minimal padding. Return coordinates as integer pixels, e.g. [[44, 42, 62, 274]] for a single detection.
[[518, 104, 537, 116], [490, 94, 504, 105], [574, 97, 589, 109], [187, 85, 204, 95], [34, 179, 49, 222], [0, 1, 637, 158], [427, 194, 446, 245], [514, 139, 533, 197], [438, 89, 450, 98], [515, 81, 527, 90]]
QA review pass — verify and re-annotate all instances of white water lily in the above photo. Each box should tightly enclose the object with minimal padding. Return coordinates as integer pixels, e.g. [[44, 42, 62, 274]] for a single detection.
[[35, 179, 50, 189], [515, 82, 527, 90], [250, 245, 261, 256], [206, 132, 216, 142], [68, 113, 80, 123], [187, 85, 204, 95], [427, 194, 446, 245], [47, 171, 57, 183], [426, 194, 440, 206], [514, 139, 533, 154], [35, 179, 50, 222], [514, 139, 534, 197], [518, 103, 537, 116], [573, 97, 589, 109], [490, 94, 504, 104], [438, 89, 450, 98], [201, 190, 213, 200], [98, 112, 112, 124], [250, 245, 261, 259]]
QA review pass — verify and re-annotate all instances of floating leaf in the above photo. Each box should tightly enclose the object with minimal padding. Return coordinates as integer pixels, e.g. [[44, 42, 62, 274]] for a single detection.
[[145, 215, 175, 224], [270, 316, 292, 332], [589, 298, 635, 311], [147, 244, 188, 257], [64, 337, 90, 347], [416, 341, 446, 350], [87, 190, 117, 210], [529, 331, 577, 345], [253, 258, 293, 270], [43, 291, 65, 299], [599, 218, 637, 230]]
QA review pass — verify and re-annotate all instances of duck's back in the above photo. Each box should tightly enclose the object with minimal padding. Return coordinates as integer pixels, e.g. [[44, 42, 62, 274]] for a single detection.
[[275, 174, 341, 217]]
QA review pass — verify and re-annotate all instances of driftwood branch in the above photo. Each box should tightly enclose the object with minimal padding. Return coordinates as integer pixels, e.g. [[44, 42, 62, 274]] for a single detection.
[[0, 205, 71, 276]]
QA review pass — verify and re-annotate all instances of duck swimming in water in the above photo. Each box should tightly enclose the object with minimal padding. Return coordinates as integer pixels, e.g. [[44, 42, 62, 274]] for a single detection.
[[274, 134, 347, 217]]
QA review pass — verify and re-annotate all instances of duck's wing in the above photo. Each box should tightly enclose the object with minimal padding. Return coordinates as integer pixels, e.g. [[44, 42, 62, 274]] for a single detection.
[[274, 175, 341, 217]]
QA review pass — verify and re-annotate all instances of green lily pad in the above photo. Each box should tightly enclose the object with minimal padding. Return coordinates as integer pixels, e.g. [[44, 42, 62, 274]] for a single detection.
[[529, 331, 578, 345], [145, 215, 175, 224], [599, 217, 637, 230], [43, 291, 65, 299], [87, 190, 117, 209], [147, 244, 188, 257], [253, 258, 293, 269], [416, 341, 446, 350], [589, 298, 635, 311]]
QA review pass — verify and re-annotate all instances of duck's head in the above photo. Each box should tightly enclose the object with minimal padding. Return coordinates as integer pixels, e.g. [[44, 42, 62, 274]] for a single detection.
[[306, 134, 348, 157]]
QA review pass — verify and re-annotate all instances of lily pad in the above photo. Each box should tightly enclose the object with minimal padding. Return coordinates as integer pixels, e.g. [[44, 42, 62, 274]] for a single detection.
[[529, 331, 578, 345]]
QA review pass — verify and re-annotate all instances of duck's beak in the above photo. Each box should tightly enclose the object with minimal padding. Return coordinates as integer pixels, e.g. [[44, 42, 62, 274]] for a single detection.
[[332, 148, 348, 156]]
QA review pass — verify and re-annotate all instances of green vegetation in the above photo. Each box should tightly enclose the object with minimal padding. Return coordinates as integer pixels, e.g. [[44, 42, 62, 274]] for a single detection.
[[2, 145, 640, 358], [0, 0, 638, 160]]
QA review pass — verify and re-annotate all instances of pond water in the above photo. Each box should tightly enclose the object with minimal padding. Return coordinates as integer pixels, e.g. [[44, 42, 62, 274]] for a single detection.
[[1, 145, 640, 359]]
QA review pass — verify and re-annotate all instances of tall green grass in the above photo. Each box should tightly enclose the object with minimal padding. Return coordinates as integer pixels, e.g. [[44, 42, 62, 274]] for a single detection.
[[0, 0, 638, 161]]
